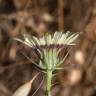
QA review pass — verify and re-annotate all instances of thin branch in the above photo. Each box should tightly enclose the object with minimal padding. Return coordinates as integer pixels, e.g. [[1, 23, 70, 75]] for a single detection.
[[58, 0, 64, 31]]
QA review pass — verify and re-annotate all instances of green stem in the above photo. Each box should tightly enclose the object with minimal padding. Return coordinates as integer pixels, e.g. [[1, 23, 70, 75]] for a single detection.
[[46, 70, 52, 96]]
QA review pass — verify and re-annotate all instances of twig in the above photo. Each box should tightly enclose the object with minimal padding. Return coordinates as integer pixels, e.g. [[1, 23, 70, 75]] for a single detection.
[[58, 0, 64, 31]]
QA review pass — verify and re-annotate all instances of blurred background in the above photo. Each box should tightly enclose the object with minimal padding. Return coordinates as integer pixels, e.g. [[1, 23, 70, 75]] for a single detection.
[[0, 0, 96, 96]]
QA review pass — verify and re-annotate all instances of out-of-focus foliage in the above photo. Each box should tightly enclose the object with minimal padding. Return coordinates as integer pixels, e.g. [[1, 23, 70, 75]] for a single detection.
[[0, 0, 96, 96]]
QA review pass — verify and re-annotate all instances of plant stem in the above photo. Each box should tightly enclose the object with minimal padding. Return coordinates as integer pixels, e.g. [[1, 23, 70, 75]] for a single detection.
[[46, 70, 52, 96]]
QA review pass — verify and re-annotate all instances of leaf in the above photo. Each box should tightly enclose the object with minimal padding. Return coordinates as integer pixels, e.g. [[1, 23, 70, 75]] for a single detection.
[[12, 73, 40, 96]]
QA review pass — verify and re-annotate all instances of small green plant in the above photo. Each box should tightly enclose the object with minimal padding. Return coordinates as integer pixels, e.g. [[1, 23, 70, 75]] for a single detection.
[[13, 31, 80, 96]]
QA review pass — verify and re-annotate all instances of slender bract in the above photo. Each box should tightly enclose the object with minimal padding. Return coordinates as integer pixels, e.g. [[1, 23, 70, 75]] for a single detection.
[[14, 31, 80, 96], [12, 72, 40, 96]]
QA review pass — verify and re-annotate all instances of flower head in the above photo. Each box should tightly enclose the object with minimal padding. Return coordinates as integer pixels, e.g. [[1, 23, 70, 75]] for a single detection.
[[15, 31, 80, 72], [15, 31, 79, 47]]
